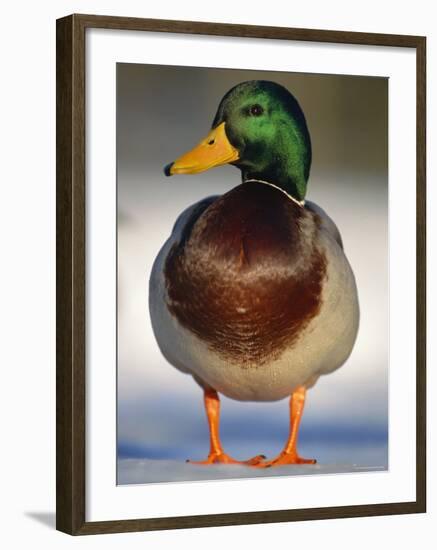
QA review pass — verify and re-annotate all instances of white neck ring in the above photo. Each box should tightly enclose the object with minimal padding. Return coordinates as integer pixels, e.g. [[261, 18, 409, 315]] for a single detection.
[[243, 179, 305, 207]]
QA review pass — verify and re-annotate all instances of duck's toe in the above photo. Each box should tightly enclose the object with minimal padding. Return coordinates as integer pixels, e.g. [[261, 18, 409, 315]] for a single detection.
[[253, 451, 317, 468], [187, 452, 266, 466]]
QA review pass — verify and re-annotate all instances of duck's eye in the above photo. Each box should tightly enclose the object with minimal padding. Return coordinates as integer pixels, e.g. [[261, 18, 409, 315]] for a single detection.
[[249, 104, 264, 117]]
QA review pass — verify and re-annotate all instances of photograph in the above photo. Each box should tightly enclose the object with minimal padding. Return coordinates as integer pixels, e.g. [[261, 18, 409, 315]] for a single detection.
[[116, 63, 389, 485]]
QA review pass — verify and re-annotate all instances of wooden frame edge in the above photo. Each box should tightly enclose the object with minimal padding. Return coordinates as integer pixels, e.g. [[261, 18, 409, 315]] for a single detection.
[[73, 501, 422, 536], [73, 13, 425, 46], [415, 35, 427, 514], [56, 14, 86, 535], [56, 14, 427, 535]]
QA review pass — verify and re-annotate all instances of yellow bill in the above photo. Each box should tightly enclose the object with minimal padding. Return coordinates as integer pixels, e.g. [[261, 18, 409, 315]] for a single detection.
[[164, 122, 239, 176]]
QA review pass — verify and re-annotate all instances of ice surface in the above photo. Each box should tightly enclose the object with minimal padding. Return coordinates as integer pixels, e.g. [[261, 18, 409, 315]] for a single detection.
[[118, 441, 388, 485]]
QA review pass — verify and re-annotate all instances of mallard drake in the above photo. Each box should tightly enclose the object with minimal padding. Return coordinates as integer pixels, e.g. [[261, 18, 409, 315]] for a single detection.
[[149, 80, 359, 467]]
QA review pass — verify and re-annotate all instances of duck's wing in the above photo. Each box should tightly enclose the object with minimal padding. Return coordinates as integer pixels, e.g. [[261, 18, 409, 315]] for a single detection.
[[149, 195, 220, 376], [171, 195, 220, 243], [305, 200, 343, 250]]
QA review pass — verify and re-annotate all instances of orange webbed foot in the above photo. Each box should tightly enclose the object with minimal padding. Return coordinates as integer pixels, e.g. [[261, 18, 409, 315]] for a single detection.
[[249, 386, 317, 468], [254, 451, 317, 468], [187, 452, 266, 466]]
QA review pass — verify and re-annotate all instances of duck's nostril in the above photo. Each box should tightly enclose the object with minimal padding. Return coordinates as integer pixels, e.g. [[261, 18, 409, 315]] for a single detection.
[[208, 139, 215, 145]]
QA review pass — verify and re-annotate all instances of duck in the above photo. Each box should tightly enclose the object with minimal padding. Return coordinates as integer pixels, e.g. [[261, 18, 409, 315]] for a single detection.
[[149, 80, 359, 467]]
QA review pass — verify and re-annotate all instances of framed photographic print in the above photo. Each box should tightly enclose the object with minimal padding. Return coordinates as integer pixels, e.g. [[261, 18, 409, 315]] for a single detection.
[[56, 14, 426, 535]]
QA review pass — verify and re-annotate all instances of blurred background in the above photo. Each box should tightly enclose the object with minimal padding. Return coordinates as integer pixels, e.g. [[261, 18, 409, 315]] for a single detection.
[[116, 63, 388, 484]]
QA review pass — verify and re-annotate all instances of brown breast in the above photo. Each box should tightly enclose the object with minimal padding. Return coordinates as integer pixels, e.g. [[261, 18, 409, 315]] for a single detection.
[[164, 182, 326, 367]]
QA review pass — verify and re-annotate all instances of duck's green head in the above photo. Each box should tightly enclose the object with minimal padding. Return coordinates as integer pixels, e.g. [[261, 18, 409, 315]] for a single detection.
[[165, 80, 312, 201]]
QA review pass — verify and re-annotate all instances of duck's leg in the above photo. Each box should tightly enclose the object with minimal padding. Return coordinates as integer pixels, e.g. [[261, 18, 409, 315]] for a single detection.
[[187, 388, 265, 466], [257, 386, 316, 467]]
